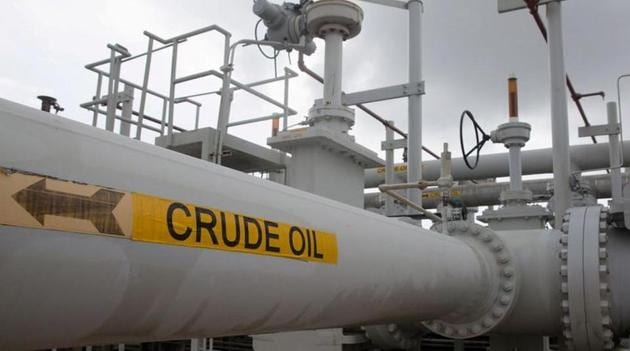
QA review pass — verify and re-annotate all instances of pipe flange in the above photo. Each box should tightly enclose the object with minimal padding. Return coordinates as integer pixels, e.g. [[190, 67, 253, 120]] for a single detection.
[[318, 24, 350, 39], [305, 0, 363, 40], [422, 221, 519, 339], [560, 206, 614, 350]]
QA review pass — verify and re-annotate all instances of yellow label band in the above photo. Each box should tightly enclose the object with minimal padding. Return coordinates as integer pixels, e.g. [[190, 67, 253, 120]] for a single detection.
[[0, 169, 338, 265], [132, 194, 337, 264]]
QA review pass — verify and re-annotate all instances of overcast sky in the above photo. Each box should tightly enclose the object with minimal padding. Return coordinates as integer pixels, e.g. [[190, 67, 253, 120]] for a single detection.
[[1, 0, 629, 162]]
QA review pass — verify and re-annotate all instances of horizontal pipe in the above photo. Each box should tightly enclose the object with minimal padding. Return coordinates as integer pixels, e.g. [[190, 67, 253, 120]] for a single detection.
[[85, 42, 178, 69], [0, 99, 488, 350], [83, 106, 163, 134], [176, 69, 298, 101], [365, 174, 625, 210], [227, 113, 289, 128], [174, 69, 297, 116], [365, 142, 630, 188], [83, 105, 187, 133], [143, 25, 230, 45]]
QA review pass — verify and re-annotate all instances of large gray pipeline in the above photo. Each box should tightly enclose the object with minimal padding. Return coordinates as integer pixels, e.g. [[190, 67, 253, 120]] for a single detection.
[[0, 99, 489, 349], [2, 100, 629, 350]]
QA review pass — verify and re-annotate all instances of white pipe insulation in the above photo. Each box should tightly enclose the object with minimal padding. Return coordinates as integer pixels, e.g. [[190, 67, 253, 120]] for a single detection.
[[0, 99, 490, 349]]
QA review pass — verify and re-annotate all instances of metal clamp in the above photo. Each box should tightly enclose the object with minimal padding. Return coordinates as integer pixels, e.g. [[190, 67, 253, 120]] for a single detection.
[[578, 124, 621, 138], [381, 138, 407, 151]]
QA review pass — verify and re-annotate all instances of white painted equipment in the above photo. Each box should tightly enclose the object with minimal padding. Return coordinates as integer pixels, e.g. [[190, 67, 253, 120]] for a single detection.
[[2, 0, 630, 350]]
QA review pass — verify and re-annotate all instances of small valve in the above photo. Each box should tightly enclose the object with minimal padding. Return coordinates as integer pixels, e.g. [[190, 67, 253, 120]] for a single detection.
[[459, 110, 491, 170], [37, 95, 64, 115]]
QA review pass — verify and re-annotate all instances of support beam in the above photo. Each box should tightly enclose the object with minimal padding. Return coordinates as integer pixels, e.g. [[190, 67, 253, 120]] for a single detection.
[[407, 0, 423, 209], [547, 1, 571, 227]]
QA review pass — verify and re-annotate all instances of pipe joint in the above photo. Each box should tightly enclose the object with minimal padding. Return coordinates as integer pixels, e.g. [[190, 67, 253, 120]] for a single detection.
[[423, 222, 520, 339]]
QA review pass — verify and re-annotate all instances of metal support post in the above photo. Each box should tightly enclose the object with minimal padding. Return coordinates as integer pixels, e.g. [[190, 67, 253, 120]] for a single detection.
[[105, 51, 122, 132], [617, 74, 630, 165], [283, 67, 290, 131], [136, 37, 154, 140], [191, 338, 201, 351], [407, 0, 423, 210], [438, 143, 453, 231], [195, 104, 201, 130], [119, 84, 135, 137], [608, 102, 623, 205], [323, 31, 344, 106], [547, 1, 571, 227], [92, 73, 102, 127], [167, 41, 179, 142], [214, 77, 234, 164], [160, 98, 167, 135], [385, 122, 395, 216]]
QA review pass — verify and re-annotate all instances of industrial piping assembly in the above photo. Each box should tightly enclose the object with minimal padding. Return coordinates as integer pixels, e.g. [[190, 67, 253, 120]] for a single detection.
[[1, 0, 629, 350]]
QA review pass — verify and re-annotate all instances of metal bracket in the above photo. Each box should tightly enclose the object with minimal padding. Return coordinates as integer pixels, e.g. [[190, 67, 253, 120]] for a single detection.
[[314, 81, 425, 107], [578, 123, 621, 138], [381, 138, 407, 151]]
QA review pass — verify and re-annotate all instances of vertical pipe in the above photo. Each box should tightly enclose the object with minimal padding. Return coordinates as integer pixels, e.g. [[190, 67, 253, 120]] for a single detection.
[[509, 146, 523, 191], [440, 143, 451, 232], [547, 1, 571, 227], [283, 67, 290, 131], [92, 73, 103, 127], [407, 0, 423, 208], [608, 102, 623, 203], [167, 42, 179, 141], [385, 122, 395, 216], [323, 32, 344, 106], [136, 37, 154, 140], [508, 77, 523, 191], [195, 105, 201, 130]]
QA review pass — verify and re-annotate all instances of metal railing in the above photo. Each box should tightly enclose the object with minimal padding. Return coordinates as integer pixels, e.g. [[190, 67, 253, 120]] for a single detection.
[[81, 24, 300, 165]]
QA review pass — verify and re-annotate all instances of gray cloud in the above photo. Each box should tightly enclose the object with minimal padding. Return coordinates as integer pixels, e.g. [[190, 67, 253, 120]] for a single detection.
[[1, 0, 629, 161]]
